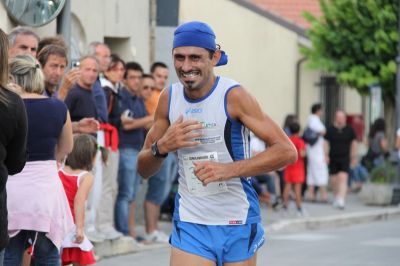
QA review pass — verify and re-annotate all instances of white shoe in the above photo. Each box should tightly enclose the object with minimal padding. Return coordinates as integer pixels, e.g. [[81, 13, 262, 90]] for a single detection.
[[85, 228, 106, 243], [144, 230, 170, 243], [131, 237, 145, 248], [99, 228, 123, 240], [296, 207, 308, 217], [333, 198, 345, 210]]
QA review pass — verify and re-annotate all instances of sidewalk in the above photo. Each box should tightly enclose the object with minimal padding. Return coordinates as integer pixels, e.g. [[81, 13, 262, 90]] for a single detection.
[[93, 191, 400, 260], [262, 192, 400, 234]]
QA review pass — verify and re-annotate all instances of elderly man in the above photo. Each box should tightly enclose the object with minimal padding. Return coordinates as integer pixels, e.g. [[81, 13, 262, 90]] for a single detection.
[[8, 27, 39, 58]]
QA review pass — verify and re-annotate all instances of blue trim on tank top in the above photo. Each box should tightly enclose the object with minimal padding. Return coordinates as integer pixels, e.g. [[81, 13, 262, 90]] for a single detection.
[[168, 85, 172, 123], [224, 84, 240, 122], [240, 177, 261, 223], [173, 191, 181, 221], [183, 76, 220, 103], [230, 121, 245, 161]]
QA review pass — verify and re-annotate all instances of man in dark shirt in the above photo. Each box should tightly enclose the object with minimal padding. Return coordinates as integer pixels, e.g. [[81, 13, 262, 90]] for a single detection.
[[325, 110, 357, 209], [87, 41, 111, 123], [36, 42, 81, 102], [114, 62, 152, 240], [64, 56, 99, 122]]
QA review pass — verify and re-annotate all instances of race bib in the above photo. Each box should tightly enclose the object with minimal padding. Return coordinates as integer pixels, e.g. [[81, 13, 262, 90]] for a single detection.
[[182, 151, 228, 197]]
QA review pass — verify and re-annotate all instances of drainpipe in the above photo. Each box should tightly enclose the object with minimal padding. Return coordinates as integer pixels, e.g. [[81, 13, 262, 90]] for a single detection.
[[295, 57, 307, 117], [149, 0, 157, 65], [56, 0, 71, 62]]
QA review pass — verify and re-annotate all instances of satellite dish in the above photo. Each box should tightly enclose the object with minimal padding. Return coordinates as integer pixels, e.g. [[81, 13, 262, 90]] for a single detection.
[[2, 0, 65, 27]]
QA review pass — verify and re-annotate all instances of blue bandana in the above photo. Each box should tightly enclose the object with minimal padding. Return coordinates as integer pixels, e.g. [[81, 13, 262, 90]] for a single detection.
[[173, 21, 228, 66]]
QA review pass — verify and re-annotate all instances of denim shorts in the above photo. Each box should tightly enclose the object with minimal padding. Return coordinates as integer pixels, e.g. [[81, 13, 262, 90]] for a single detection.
[[0, 248, 4, 266], [4, 231, 60, 266], [146, 154, 177, 205], [170, 220, 265, 266]]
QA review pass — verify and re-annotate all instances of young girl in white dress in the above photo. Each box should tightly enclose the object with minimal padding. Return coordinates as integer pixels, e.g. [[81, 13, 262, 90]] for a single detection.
[[59, 134, 99, 266]]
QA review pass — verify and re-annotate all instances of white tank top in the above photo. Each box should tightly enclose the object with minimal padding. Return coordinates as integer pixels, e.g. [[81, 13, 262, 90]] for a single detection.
[[168, 76, 260, 225]]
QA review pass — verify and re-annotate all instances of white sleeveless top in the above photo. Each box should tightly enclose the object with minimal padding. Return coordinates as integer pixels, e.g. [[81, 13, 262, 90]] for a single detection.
[[168, 76, 260, 225]]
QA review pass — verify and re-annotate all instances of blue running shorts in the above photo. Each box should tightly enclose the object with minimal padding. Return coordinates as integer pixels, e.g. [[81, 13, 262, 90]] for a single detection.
[[170, 219, 265, 266]]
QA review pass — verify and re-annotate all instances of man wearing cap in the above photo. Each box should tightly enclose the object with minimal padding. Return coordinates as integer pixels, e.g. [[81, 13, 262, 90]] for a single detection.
[[138, 21, 296, 265]]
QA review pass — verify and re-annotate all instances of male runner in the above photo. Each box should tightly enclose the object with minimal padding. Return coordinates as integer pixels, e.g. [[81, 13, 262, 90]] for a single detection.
[[138, 21, 297, 266]]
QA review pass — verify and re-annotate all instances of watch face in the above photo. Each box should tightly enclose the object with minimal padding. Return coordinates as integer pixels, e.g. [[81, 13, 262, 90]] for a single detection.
[[151, 142, 157, 156]]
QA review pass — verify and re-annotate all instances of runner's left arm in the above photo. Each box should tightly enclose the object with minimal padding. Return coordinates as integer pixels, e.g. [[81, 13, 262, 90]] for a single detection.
[[194, 86, 297, 185]]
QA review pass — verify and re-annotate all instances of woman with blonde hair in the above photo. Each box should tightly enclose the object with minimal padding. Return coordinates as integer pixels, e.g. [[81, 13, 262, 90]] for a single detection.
[[0, 28, 28, 266], [5, 54, 74, 266]]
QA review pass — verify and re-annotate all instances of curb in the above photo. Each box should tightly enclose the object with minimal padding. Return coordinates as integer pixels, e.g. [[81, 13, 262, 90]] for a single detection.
[[93, 237, 139, 259], [93, 237, 169, 260], [264, 207, 400, 234]]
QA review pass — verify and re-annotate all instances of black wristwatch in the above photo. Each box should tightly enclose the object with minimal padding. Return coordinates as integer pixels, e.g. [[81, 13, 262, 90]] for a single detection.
[[151, 141, 168, 158]]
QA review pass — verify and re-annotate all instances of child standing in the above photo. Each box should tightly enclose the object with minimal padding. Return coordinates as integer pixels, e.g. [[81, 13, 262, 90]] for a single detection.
[[59, 134, 98, 266], [283, 122, 307, 216]]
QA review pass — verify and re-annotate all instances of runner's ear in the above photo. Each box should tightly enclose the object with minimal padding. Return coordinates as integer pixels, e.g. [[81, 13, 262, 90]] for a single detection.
[[212, 50, 221, 66]]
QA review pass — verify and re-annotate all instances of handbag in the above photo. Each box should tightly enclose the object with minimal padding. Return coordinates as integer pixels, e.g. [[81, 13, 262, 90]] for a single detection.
[[302, 127, 319, 146]]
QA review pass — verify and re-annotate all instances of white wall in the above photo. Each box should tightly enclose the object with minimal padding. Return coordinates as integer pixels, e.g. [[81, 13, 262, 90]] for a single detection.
[[71, 0, 150, 69], [343, 87, 363, 115], [155, 26, 177, 81]]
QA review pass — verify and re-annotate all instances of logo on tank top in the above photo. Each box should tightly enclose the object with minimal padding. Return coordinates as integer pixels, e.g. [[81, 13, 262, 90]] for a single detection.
[[185, 107, 203, 115], [200, 121, 217, 129], [228, 220, 243, 225]]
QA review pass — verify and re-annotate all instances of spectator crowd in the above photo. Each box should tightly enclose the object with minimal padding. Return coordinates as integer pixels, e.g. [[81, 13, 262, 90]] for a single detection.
[[0, 26, 178, 266], [0, 25, 399, 266]]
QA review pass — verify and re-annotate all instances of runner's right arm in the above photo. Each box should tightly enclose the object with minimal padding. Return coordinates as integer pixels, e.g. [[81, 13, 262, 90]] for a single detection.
[[137, 88, 202, 179]]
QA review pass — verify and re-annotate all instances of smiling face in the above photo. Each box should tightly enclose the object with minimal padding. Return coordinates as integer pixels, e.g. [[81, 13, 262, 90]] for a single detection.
[[173, 46, 219, 93]]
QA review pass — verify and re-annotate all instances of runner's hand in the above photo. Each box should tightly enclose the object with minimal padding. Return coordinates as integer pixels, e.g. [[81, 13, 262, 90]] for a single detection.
[[158, 116, 203, 153], [193, 161, 231, 186]]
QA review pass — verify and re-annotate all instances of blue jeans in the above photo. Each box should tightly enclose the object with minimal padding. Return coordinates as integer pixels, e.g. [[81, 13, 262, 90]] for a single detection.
[[349, 165, 369, 185], [115, 148, 141, 235], [4, 231, 60, 266], [253, 174, 276, 195], [146, 154, 178, 205], [0, 248, 4, 266]]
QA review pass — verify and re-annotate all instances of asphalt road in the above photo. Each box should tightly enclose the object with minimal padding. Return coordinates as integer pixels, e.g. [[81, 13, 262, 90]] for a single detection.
[[96, 218, 400, 266]]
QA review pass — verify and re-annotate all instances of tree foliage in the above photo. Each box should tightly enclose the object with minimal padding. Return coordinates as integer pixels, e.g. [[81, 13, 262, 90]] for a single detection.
[[302, 0, 398, 100]]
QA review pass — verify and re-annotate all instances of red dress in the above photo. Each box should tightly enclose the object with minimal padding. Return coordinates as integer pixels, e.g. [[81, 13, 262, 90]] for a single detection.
[[284, 136, 306, 183], [59, 169, 96, 265]]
